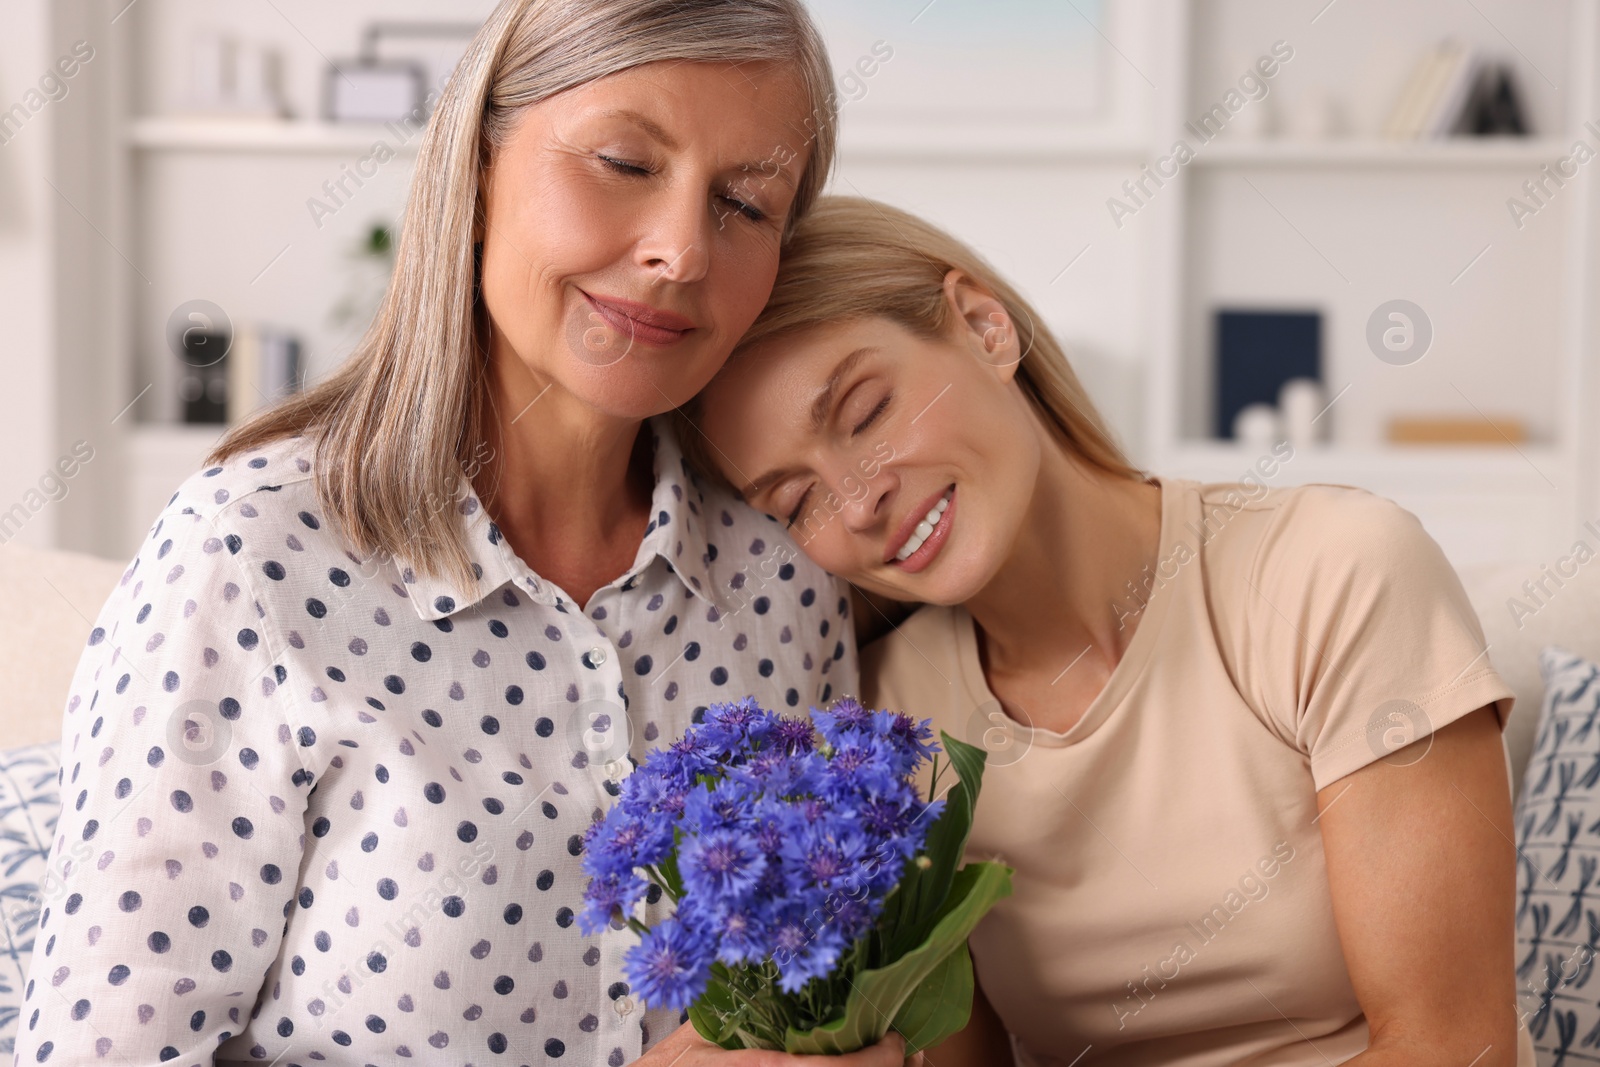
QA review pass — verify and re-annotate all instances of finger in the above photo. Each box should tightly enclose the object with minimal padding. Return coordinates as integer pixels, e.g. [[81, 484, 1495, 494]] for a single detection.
[[870, 1031, 908, 1065]]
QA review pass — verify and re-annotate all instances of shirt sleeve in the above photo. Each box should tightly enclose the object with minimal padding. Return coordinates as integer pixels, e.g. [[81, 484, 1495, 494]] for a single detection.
[[16, 504, 313, 1065], [1239, 484, 1515, 792]]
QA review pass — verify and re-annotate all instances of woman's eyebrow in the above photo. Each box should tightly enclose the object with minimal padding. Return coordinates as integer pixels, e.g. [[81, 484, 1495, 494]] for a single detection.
[[596, 108, 797, 189], [597, 107, 679, 148], [739, 345, 879, 498]]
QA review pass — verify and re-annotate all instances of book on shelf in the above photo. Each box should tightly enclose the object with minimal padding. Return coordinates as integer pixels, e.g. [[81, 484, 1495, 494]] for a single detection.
[[225, 323, 302, 424], [1387, 415, 1527, 445], [1383, 40, 1528, 139], [1383, 40, 1467, 138]]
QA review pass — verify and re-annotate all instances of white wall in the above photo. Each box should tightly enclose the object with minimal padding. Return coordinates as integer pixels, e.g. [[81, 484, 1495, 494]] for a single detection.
[[0, 0, 125, 557], [0, 0, 59, 550], [8, 0, 1596, 569]]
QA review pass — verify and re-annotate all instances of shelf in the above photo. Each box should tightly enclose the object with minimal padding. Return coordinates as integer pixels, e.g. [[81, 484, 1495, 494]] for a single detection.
[[128, 115, 1153, 163], [1187, 137, 1569, 168], [127, 117, 425, 154], [837, 121, 1148, 162], [1159, 441, 1569, 493]]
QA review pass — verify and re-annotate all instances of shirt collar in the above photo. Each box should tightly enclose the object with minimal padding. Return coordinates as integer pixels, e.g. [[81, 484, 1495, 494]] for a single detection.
[[398, 414, 722, 622]]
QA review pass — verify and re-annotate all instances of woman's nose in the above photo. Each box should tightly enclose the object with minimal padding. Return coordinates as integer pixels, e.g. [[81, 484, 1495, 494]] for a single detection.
[[839, 463, 894, 536], [635, 189, 712, 285]]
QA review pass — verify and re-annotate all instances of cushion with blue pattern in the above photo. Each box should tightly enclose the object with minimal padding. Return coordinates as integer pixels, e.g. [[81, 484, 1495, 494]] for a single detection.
[[1517, 647, 1600, 1058], [0, 741, 61, 1055]]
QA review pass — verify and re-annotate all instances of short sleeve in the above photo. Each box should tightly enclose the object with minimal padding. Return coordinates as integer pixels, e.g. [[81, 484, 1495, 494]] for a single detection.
[[16, 504, 313, 1064], [1239, 485, 1515, 791], [859, 605, 971, 737]]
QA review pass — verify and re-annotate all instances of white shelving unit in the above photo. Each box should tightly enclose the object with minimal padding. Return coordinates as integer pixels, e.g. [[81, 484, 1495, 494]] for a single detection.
[[88, 0, 1599, 568], [127, 117, 425, 154], [1137, 0, 1599, 567], [1189, 137, 1574, 167]]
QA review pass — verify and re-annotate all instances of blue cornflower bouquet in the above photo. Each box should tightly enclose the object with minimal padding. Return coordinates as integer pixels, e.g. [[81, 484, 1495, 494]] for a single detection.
[[579, 695, 1013, 1054]]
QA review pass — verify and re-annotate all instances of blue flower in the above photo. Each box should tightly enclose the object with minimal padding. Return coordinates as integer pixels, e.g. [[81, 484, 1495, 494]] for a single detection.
[[577, 870, 643, 937], [856, 793, 915, 839], [626, 768, 690, 818], [825, 894, 880, 943], [697, 696, 776, 757], [660, 729, 718, 780], [875, 711, 940, 770], [705, 904, 766, 966], [625, 917, 714, 1011], [584, 694, 952, 1017], [780, 820, 870, 894], [679, 827, 766, 899], [731, 749, 823, 796], [821, 733, 902, 797], [587, 808, 672, 874], [811, 696, 873, 745], [681, 777, 755, 835], [769, 904, 848, 994], [751, 802, 788, 857], [773, 715, 817, 754]]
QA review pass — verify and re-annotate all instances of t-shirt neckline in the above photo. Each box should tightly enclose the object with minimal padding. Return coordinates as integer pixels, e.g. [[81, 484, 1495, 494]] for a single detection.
[[951, 475, 1191, 748]]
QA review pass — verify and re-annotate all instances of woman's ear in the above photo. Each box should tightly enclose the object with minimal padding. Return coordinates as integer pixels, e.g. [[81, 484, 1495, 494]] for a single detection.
[[940, 268, 1022, 379]]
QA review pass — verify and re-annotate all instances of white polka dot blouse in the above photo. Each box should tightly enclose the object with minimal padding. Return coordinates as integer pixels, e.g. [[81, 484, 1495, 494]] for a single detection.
[[17, 414, 858, 1066]]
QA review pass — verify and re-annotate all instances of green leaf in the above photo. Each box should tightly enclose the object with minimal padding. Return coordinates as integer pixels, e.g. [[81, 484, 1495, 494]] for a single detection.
[[782, 860, 1012, 1055], [889, 939, 974, 1053], [881, 731, 991, 960], [922, 732, 988, 905], [657, 841, 684, 899], [687, 974, 744, 1050]]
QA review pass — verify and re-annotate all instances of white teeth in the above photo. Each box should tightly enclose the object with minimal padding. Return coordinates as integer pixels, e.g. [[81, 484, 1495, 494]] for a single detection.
[[895, 488, 954, 561]]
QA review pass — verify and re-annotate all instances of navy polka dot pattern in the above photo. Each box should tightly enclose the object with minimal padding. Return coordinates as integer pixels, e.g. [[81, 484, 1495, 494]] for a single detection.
[[17, 414, 855, 1065]]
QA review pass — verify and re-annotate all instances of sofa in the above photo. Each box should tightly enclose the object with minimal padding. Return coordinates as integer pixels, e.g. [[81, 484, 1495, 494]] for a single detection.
[[5, 540, 1585, 799], [1, 540, 1594, 1059]]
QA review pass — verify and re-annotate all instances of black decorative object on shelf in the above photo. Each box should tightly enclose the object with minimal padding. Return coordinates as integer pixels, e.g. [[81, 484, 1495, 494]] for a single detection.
[[1463, 65, 1529, 136], [167, 299, 233, 425], [1214, 309, 1321, 440], [178, 329, 230, 424]]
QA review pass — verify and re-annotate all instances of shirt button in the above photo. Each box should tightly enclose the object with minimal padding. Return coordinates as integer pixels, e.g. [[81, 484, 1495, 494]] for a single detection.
[[588, 646, 607, 666]]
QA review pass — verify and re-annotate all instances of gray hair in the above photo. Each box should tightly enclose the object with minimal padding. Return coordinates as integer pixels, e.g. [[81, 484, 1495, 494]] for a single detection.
[[208, 0, 840, 591]]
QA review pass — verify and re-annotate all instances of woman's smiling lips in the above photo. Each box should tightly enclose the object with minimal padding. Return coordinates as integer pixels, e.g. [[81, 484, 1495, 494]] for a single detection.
[[580, 290, 697, 345], [886, 484, 956, 573]]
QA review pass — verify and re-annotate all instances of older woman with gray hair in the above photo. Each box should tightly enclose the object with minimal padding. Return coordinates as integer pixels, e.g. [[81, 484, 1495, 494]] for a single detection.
[[17, 2, 909, 1064]]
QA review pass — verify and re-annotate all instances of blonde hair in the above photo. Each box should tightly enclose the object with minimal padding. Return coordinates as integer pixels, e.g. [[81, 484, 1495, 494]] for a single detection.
[[675, 195, 1141, 486], [207, 0, 840, 590]]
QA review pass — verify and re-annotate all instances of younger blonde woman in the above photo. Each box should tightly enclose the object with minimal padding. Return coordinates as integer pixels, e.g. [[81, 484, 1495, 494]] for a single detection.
[[679, 196, 1533, 1066]]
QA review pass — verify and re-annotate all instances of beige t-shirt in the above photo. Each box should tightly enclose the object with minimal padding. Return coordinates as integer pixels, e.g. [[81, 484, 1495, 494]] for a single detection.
[[861, 477, 1532, 1067]]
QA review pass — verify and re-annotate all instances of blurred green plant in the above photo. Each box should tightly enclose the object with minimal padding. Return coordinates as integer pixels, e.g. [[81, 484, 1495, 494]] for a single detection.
[[328, 222, 397, 331]]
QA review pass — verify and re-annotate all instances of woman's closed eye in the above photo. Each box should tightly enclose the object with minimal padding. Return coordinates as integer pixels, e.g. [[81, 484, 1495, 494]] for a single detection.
[[597, 153, 650, 175], [785, 485, 812, 529], [782, 393, 893, 528], [597, 154, 766, 223], [852, 393, 890, 435]]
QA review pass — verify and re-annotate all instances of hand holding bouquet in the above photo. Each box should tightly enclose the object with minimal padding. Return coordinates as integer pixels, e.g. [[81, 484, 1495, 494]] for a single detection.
[[579, 695, 1012, 1054]]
